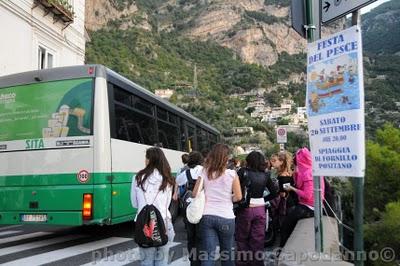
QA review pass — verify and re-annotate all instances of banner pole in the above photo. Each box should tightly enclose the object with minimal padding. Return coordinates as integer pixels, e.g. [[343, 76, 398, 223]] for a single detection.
[[305, 0, 323, 253], [351, 10, 364, 266]]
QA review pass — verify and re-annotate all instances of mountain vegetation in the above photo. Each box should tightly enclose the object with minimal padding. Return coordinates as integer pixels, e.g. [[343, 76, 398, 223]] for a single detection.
[[86, 0, 309, 152], [364, 124, 400, 265], [86, 0, 400, 153], [362, 0, 400, 136], [362, 0, 400, 55]]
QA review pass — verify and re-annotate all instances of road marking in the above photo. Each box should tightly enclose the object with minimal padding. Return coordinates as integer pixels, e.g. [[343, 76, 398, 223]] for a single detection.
[[0, 231, 22, 237], [82, 242, 181, 266], [2, 237, 131, 266], [0, 235, 86, 256], [0, 226, 22, 232], [0, 232, 53, 245]]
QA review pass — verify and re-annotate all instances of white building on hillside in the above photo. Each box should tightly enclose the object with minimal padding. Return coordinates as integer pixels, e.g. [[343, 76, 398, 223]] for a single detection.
[[0, 0, 86, 76], [297, 107, 307, 119], [286, 107, 307, 126], [155, 89, 174, 100], [232, 127, 254, 135], [246, 98, 265, 109]]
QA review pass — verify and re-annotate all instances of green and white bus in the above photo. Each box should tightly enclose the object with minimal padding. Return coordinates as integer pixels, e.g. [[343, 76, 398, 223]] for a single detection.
[[0, 65, 219, 226]]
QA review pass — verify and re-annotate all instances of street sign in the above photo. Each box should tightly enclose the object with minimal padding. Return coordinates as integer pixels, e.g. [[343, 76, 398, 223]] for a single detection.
[[291, 0, 321, 40], [291, 0, 306, 38], [321, 0, 377, 24], [276, 127, 287, 144]]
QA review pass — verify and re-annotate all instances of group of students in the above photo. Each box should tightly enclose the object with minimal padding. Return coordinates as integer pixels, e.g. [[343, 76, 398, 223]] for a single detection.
[[130, 143, 324, 266]]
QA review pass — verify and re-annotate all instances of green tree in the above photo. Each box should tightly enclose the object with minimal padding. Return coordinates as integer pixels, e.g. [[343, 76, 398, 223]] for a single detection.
[[365, 124, 400, 220], [285, 132, 309, 153], [365, 201, 400, 266], [245, 107, 255, 114], [363, 124, 400, 265], [276, 117, 289, 125]]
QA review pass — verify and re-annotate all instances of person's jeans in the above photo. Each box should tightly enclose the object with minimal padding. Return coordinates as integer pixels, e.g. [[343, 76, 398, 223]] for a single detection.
[[139, 245, 169, 266], [279, 204, 314, 247], [199, 215, 235, 266], [235, 206, 266, 266]]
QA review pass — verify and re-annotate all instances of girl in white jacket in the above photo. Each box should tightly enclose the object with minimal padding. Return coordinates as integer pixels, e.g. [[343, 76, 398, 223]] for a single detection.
[[131, 147, 176, 266]]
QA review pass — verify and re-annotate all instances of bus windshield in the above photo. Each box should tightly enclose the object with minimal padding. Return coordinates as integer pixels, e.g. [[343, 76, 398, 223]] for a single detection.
[[0, 78, 93, 152]]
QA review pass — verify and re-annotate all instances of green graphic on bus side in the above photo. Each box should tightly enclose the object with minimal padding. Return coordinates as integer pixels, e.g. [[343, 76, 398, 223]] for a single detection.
[[0, 78, 93, 142]]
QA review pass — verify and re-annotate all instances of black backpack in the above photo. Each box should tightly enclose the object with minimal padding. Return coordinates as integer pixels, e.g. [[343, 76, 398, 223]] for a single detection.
[[181, 169, 196, 214], [185, 169, 196, 191], [134, 192, 168, 248]]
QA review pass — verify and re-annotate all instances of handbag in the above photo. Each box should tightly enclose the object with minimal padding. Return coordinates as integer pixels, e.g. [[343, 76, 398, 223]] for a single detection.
[[186, 177, 205, 224]]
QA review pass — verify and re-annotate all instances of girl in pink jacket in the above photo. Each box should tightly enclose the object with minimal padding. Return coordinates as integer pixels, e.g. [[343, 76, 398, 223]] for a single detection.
[[279, 147, 325, 248]]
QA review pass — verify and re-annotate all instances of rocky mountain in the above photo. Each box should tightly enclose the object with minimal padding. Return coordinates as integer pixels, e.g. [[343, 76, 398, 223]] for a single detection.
[[84, 0, 400, 146], [361, 0, 400, 135], [85, 0, 318, 152], [362, 0, 400, 55], [86, 0, 343, 67]]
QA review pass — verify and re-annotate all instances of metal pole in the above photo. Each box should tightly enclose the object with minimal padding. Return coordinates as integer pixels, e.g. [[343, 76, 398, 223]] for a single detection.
[[351, 10, 364, 266], [305, 0, 323, 253], [353, 178, 364, 265], [305, 0, 315, 42], [338, 194, 344, 251], [313, 176, 323, 253]]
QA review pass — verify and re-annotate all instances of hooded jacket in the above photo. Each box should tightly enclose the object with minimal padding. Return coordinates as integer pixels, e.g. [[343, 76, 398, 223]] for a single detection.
[[131, 169, 173, 223], [293, 148, 324, 208]]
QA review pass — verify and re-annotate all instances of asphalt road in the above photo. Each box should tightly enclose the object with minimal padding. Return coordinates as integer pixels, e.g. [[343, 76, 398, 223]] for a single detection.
[[0, 217, 275, 265]]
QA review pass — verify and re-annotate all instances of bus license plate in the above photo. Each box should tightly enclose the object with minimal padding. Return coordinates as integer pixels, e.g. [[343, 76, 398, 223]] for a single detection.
[[21, 214, 47, 222]]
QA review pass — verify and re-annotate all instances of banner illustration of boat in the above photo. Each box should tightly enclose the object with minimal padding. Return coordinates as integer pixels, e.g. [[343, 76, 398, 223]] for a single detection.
[[315, 66, 345, 90], [308, 55, 360, 115]]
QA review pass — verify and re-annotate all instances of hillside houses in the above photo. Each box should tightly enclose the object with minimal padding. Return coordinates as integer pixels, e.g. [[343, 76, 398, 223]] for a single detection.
[[243, 92, 307, 126]]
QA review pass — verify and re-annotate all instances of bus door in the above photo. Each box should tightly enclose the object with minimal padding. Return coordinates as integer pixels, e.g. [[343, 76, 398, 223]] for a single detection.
[[109, 84, 150, 223]]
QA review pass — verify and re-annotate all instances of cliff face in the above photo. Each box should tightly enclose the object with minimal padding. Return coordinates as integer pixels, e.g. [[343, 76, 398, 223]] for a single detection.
[[175, 0, 304, 66], [85, 0, 344, 67], [362, 0, 400, 54], [85, 0, 304, 66], [85, 0, 139, 31]]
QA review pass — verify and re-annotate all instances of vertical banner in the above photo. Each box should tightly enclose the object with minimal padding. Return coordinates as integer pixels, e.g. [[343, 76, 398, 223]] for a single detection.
[[306, 26, 365, 177]]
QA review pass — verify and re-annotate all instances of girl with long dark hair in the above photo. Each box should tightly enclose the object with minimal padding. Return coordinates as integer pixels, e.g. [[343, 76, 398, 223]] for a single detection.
[[192, 144, 242, 266], [131, 147, 176, 266], [235, 151, 278, 266]]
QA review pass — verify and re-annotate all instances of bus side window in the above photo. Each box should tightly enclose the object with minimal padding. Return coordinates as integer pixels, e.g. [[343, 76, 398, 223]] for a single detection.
[[158, 120, 179, 150], [114, 104, 155, 145], [208, 132, 217, 149], [115, 107, 143, 143]]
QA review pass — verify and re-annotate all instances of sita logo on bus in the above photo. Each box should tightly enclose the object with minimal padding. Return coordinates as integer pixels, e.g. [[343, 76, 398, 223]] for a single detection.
[[25, 139, 44, 149]]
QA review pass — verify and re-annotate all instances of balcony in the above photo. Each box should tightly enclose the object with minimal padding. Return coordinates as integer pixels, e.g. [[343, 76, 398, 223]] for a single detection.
[[33, 0, 74, 25]]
